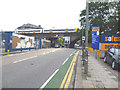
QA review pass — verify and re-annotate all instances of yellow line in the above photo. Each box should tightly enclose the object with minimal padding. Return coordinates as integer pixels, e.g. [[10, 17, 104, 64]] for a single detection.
[[59, 51, 79, 89], [64, 63, 75, 88], [59, 56, 74, 89], [64, 51, 79, 88]]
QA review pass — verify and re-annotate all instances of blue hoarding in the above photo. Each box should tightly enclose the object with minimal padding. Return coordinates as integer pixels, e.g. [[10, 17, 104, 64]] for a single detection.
[[101, 34, 120, 43], [91, 26, 100, 50], [101, 34, 120, 51]]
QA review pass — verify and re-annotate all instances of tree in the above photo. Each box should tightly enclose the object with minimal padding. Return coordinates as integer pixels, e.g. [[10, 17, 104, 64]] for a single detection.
[[54, 37, 64, 46], [79, 1, 119, 43]]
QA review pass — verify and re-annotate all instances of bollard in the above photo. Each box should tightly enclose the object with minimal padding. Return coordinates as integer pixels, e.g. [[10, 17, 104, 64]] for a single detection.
[[100, 50, 102, 58], [97, 50, 99, 57], [21, 47, 22, 52], [95, 49, 97, 59], [7, 50, 9, 55]]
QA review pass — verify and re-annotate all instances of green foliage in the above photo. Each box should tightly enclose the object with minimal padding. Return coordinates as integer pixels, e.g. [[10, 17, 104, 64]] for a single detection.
[[76, 40, 80, 45], [79, 1, 119, 43], [55, 37, 64, 46]]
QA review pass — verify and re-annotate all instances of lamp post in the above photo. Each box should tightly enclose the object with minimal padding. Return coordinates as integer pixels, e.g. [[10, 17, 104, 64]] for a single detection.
[[86, 0, 89, 50], [84, 0, 89, 76]]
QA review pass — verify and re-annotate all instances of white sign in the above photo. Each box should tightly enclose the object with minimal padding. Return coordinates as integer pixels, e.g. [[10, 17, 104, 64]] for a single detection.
[[97, 31, 99, 35], [44, 38, 46, 41], [64, 37, 70, 44], [82, 36, 85, 41], [10, 40, 12, 43]]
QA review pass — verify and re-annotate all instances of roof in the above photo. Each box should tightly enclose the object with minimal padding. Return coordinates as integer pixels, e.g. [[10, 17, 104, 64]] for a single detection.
[[17, 23, 43, 30]]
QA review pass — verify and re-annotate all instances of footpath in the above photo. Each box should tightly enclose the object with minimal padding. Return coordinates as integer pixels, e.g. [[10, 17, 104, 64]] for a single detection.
[[0, 48, 51, 56], [74, 50, 119, 89], [0, 49, 34, 56]]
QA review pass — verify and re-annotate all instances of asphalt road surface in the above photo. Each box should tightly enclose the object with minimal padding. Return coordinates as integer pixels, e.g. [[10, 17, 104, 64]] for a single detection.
[[2, 48, 76, 88]]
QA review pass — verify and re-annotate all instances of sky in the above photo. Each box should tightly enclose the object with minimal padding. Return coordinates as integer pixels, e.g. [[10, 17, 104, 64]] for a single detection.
[[0, 0, 86, 31]]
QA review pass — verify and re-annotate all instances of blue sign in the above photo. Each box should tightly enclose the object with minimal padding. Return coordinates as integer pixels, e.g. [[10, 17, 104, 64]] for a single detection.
[[91, 26, 100, 50], [101, 34, 120, 43]]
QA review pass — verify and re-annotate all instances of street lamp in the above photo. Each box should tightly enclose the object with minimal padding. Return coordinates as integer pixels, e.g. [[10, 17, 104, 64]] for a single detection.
[[85, 0, 89, 50], [83, 0, 89, 76]]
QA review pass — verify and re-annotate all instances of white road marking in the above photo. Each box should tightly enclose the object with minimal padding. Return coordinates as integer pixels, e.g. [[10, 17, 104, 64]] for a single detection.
[[62, 50, 76, 65], [42, 50, 56, 55], [14, 53, 25, 56], [62, 58, 69, 65], [13, 56, 38, 63], [69, 50, 76, 57], [70, 53, 72, 56], [110, 76, 117, 79], [40, 69, 59, 88], [107, 71, 112, 74], [8, 54, 14, 56], [42, 53, 46, 55]]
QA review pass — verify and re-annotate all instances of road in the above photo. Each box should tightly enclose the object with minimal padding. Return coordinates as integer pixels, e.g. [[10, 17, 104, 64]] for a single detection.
[[2, 48, 76, 88]]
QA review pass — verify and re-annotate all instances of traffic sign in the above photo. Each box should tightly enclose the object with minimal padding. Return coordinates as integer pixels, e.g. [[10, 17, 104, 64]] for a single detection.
[[91, 26, 100, 50], [82, 36, 85, 41], [64, 37, 70, 44]]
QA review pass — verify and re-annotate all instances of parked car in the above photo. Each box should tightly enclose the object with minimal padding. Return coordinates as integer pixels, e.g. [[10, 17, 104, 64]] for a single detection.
[[104, 48, 120, 70], [55, 44, 60, 48], [74, 44, 79, 47], [62, 45, 64, 48]]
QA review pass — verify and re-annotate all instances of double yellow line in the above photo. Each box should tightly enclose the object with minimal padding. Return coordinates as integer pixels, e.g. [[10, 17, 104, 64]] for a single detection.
[[59, 50, 79, 89]]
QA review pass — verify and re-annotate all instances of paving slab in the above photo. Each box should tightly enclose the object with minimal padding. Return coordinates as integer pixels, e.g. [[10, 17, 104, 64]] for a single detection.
[[74, 50, 119, 89]]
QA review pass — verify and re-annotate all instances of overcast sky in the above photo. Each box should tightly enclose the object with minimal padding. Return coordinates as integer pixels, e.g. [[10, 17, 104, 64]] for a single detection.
[[0, 0, 86, 31]]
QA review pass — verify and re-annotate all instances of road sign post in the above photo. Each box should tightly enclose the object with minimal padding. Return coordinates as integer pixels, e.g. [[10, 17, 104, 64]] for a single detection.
[[84, 0, 89, 76], [91, 26, 100, 50]]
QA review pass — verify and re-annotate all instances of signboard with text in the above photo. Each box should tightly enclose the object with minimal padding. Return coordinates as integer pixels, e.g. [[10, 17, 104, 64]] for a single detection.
[[101, 34, 120, 51], [91, 26, 100, 50], [64, 37, 70, 44]]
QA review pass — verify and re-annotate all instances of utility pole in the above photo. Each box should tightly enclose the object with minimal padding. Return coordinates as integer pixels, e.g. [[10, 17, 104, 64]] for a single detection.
[[86, 0, 89, 50], [84, 0, 89, 76]]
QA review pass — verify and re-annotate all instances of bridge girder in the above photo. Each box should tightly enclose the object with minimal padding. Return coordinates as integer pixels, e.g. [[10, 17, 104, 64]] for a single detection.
[[20, 32, 80, 48]]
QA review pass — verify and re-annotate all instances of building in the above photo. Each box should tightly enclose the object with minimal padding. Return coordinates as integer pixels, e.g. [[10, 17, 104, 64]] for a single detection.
[[15, 23, 43, 34]]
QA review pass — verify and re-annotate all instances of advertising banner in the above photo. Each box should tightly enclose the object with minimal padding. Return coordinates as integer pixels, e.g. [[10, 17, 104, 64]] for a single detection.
[[12, 33, 35, 49], [91, 26, 100, 50], [101, 34, 120, 51], [5, 32, 37, 52]]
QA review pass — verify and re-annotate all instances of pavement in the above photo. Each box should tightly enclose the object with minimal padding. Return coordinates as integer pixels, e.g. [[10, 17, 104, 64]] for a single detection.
[[0, 48, 37, 56], [74, 50, 119, 89]]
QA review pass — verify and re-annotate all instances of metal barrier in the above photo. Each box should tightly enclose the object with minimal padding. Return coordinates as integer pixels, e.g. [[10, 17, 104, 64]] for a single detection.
[[88, 47, 106, 59]]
